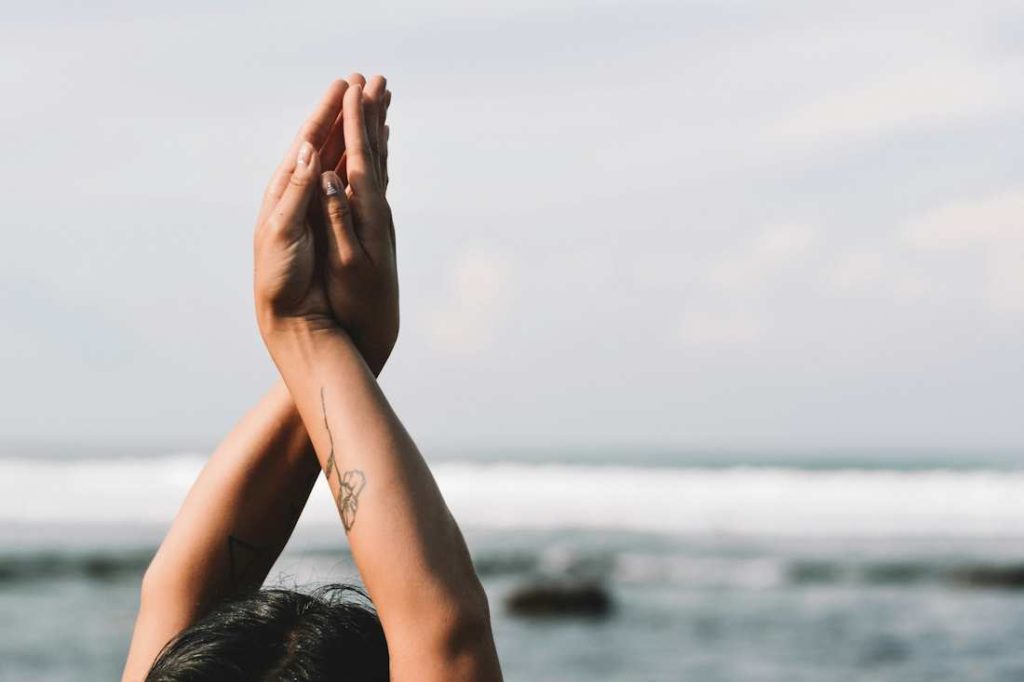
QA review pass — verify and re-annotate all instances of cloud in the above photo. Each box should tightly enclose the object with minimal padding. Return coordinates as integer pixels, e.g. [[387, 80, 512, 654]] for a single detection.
[[904, 189, 1024, 251], [904, 188, 1024, 314], [428, 248, 512, 354], [771, 57, 1013, 148], [676, 223, 816, 348], [988, 249, 1024, 314], [825, 251, 887, 293], [707, 223, 817, 293], [678, 308, 762, 347], [824, 251, 931, 304]]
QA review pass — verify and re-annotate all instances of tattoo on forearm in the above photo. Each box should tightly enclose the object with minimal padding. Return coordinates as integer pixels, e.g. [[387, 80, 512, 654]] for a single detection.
[[320, 387, 366, 531], [338, 469, 366, 531], [322, 387, 336, 480]]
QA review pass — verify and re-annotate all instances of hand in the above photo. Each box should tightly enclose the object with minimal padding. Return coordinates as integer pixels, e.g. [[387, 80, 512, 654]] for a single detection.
[[254, 76, 398, 377], [253, 81, 346, 337], [316, 73, 398, 375]]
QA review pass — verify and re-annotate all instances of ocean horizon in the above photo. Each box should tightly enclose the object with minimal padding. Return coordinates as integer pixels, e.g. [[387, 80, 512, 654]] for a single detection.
[[4, 448, 1024, 680]]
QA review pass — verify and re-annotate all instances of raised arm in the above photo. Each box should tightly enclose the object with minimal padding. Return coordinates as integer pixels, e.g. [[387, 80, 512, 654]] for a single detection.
[[122, 79, 398, 680], [253, 80, 502, 681], [121, 383, 318, 681]]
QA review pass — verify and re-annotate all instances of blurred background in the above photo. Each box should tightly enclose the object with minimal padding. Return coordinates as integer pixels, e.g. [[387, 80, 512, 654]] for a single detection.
[[2, 0, 1024, 680]]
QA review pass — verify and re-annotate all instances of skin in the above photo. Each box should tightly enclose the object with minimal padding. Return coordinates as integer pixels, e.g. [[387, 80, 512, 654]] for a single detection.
[[123, 76, 501, 682], [257, 74, 398, 375], [254, 78, 502, 681], [123, 77, 393, 682], [121, 381, 320, 681]]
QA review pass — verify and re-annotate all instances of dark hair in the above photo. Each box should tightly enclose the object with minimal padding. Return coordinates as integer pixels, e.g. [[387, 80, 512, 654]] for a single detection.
[[145, 585, 389, 681]]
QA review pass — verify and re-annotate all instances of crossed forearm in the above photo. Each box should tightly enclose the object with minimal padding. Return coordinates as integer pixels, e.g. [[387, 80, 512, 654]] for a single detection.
[[121, 381, 320, 681], [126, 73, 500, 681], [268, 324, 502, 682]]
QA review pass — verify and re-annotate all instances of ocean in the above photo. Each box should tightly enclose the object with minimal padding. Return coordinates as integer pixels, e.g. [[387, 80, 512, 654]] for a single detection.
[[3, 449, 1024, 681]]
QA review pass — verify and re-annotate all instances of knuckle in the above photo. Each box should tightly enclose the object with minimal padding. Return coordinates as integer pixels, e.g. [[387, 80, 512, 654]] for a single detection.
[[347, 167, 369, 186], [288, 171, 312, 188], [327, 201, 351, 221], [264, 214, 283, 233], [329, 247, 361, 271], [265, 214, 298, 241], [300, 120, 329, 144]]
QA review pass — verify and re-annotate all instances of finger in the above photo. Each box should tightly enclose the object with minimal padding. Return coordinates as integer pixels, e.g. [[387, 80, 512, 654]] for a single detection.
[[298, 79, 348, 147], [345, 73, 370, 179], [342, 84, 380, 196], [269, 142, 321, 241], [319, 81, 351, 173], [380, 123, 387, 188], [377, 87, 389, 188], [335, 150, 348, 186], [260, 80, 346, 224], [332, 75, 370, 186], [382, 90, 391, 191], [320, 171, 361, 266], [384, 92, 395, 250], [364, 75, 387, 185]]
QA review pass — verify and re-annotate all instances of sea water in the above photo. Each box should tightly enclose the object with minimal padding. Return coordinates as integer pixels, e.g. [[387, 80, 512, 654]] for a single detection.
[[2, 450, 1024, 681]]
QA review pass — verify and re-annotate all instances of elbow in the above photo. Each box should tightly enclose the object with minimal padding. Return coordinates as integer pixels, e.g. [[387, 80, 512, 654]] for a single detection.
[[434, 585, 502, 681], [441, 579, 496, 655]]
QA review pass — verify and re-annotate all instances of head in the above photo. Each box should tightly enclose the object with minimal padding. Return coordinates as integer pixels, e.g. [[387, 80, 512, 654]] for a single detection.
[[145, 585, 389, 681]]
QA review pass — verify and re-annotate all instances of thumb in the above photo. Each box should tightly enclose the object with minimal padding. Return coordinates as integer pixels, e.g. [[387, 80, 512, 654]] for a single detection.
[[269, 141, 321, 241], [319, 170, 361, 266]]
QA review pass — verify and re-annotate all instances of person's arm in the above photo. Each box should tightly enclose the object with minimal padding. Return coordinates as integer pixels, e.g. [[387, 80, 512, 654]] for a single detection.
[[121, 382, 319, 681], [253, 82, 502, 681], [122, 79, 396, 681], [270, 328, 500, 681]]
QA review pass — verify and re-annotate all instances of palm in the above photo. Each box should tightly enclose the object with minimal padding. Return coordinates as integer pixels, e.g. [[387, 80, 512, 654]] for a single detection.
[[258, 227, 330, 321]]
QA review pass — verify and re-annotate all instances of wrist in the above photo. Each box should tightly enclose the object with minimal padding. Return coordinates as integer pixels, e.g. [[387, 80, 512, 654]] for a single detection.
[[257, 304, 337, 342], [263, 320, 375, 408], [260, 314, 347, 359], [350, 329, 396, 377]]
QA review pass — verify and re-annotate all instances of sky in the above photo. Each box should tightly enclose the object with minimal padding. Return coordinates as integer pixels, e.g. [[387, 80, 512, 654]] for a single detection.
[[1, 0, 1023, 455]]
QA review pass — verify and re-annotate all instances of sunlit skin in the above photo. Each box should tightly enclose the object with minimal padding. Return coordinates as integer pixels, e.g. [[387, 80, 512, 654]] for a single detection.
[[122, 75, 501, 682]]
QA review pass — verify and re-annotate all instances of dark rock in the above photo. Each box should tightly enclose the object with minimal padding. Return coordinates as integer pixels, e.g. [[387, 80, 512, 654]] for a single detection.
[[505, 581, 613, 618], [949, 564, 1024, 589]]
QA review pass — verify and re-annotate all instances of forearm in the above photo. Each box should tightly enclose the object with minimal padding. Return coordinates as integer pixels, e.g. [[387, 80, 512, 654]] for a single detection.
[[267, 323, 500, 680], [122, 381, 320, 680]]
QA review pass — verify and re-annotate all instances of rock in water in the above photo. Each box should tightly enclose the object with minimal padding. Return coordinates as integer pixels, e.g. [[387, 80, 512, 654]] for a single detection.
[[506, 581, 613, 618], [950, 564, 1024, 589]]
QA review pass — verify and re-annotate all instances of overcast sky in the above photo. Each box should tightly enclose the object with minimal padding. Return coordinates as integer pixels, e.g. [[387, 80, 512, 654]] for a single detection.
[[2, 0, 1022, 455]]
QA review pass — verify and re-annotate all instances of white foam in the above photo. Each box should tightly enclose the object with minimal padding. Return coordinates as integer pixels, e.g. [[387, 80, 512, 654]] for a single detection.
[[4, 456, 1024, 538]]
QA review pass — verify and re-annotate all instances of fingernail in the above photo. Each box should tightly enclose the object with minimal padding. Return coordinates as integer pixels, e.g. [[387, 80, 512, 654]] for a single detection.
[[297, 141, 312, 167], [322, 172, 340, 197]]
